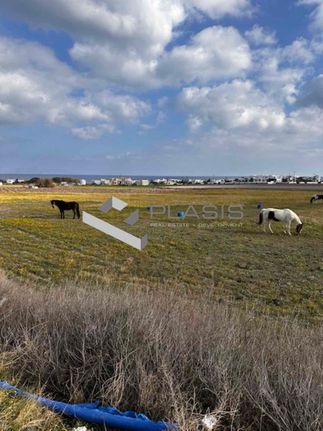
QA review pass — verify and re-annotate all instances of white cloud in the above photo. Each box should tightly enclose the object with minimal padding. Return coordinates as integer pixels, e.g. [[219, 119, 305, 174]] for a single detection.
[[297, 74, 323, 108], [70, 43, 158, 87], [0, 0, 185, 52], [71, 123, 117, 139], [177, 78, 323, 165], [0, 37, 150, 135], [157, 26, 251, 85], [1, 1, 253, 88], [71, 126, 107, 140], [184, 0, 252, 18], [245, 25, 277, 46], [71, 25, 251, 87], [250, 39, 315, 104], [282, 38, 314, 64], [299, 0, 323, 31], [178, 80, 286, 131]]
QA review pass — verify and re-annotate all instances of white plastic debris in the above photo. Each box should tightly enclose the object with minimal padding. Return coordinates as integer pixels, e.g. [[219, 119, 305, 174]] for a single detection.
[[72, 427, 88, 431], [201, 414, 218, 430], [0, 297, 7, 307]]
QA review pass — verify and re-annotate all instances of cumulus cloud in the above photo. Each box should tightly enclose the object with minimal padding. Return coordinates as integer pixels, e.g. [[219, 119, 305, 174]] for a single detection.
[[157, 26, 251, 85], [245, 25, 277, 46], [0, 0, 185, 52], [0, 37, 150, 135], [0, 0, 252, 42], [281, 38, 314, 64], [71, 25, 251, 87], [0, 0, 253, 88], [250, 38, 316, 104], [177, 80, 285, 131], [176, 76, 323, 166]]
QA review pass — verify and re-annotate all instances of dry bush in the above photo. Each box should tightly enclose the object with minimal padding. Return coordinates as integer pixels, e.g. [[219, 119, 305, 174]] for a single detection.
[[36, 178, 55, 188], [0, 274, 322, 431]]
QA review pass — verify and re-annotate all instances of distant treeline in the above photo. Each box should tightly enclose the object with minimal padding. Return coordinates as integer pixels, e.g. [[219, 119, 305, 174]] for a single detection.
[[0, 177, 80, 187]]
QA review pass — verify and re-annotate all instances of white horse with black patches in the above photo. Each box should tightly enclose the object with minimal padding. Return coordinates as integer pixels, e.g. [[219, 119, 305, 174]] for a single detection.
[[258, 208, 303, 235], [310, 194, 323, 204]]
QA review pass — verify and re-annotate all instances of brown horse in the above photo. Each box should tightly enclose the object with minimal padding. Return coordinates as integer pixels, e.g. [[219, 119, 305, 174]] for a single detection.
[[51, 200, 81, 219]]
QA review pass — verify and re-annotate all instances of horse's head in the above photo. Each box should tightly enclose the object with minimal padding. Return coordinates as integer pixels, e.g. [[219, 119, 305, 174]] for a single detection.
[[296, 223, 303, 234], [310, 195, 317, 204], [50, 200, 56, 208]]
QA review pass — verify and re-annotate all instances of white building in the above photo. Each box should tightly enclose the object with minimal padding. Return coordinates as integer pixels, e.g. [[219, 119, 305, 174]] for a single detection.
[[122, 177, 134, 186], [136, 179, 150, 186], [80, 179, 87, 186], [6, 179, 15, 184], [166, 179, 176, 185], [154, 178, 167, 184], [273, 175, 283, 183], [252, 176, 268, 183], [100, 178, 112, 185]]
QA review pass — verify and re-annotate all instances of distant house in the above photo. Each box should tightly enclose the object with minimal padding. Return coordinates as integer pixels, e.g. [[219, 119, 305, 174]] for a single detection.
[[0, 181, 3, 186], [121, 177, 134, 186], [6, 179, 15, 184], [273, 175, 283, 183], [154, 178, 167, 185], [80, 179, 87, 186], [111, 178, 122, 185], [252, 176, 268, 184], [136, 179, 150, 186], [100, 178, 112, 185]]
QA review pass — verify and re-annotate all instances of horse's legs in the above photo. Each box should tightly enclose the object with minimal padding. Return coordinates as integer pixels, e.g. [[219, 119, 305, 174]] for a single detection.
[[269, 222, 274, 234], [73, 209, 76, 219], [287, 221, 292, 236]]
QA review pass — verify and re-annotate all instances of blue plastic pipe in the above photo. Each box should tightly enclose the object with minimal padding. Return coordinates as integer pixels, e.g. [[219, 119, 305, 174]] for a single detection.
[[0, 381, 177, 431]]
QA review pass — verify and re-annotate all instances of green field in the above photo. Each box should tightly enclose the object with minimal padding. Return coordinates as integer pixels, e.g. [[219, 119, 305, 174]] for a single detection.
[[0, 186, 322, 321]]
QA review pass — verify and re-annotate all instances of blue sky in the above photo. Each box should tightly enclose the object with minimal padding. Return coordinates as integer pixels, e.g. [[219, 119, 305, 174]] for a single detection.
[[0, 0, 323, 176]]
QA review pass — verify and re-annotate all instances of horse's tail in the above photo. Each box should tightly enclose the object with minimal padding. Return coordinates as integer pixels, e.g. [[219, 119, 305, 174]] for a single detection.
[[76, 203, 81, 219], [258, 211, 263, 225]]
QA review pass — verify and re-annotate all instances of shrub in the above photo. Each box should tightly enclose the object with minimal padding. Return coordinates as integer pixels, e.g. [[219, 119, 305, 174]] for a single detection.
[[0, 275, 322, 430]]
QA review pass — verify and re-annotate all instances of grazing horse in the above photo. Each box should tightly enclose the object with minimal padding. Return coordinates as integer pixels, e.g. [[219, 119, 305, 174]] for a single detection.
[[258, 208, 303, 235], [51, 200, 80, 219], [310, 194, 323, 204]]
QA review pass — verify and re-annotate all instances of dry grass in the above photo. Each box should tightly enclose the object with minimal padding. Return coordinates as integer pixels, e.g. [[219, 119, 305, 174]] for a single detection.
[[0, 393, 68, 431], [0, 274, 322, 431]]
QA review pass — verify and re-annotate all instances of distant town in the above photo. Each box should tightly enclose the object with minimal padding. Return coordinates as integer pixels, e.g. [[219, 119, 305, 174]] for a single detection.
[[0, 174, 322, 188]]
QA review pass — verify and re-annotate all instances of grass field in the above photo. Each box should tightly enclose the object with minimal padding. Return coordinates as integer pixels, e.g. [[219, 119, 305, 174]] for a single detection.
[[0, 185, 322, 321]]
